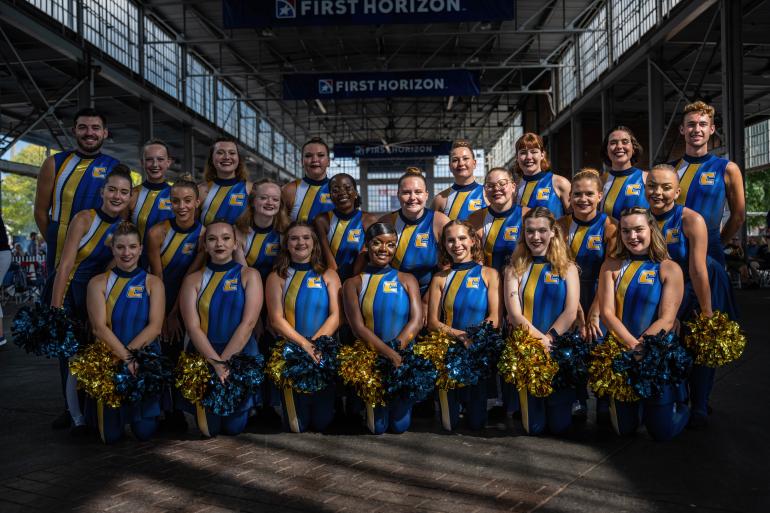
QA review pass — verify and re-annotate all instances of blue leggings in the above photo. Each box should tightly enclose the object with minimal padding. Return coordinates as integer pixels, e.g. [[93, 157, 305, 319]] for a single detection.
[[438, 381, 488, 431], [195, 405, 249, 437], [689, 365, 715, 420], [643, 384, 690, 441], [280, 385, 336, 433], [95, 401, 159, 444], [365, 397, 414, 434], [519, 387, 575, 435]]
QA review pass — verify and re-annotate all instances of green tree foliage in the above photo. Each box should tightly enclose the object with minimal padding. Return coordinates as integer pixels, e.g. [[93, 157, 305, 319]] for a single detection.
[[1, 143, 48, 235], [746, 168, 770, 229]]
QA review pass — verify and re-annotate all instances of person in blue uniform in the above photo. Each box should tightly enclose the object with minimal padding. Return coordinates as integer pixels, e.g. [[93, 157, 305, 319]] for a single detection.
[[427, 221, 501, 431], [646, 164, 736, 429], [198, 138, 252, 226], [265, 222, 342, 433], [671, 101, 745, 265], [514, 133, 571, 217], [600, 127, 649, 220], [314, 173, 378, 282], [34, 108, 120, 280], [86, 222, 165, 443], [504, 207, 579, 436], [130, 140, 174, 247], [146, 176, 205, 431], [598, 207, 688, 441], [557, 169, 617, 422], [432, 140, 487, 221], [282, 137, 334, 223], [378, 168, 451, 297], [342, 223, 423, 434], [179, 220, 263, 437], [49, 165, 133, 433]]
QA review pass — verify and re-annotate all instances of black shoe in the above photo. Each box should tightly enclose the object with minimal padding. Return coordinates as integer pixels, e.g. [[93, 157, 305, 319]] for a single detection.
[[571, 401, 588, 423], [51, 410, 72, 430], [488, 406, 507, 422], [69, 424, 90, 438], [159, 410, 188, 433], [596, 411, 611, 427]]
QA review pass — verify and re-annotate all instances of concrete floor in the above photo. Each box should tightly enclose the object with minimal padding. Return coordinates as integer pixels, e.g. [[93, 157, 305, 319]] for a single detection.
[[0, 290, 768, 513]]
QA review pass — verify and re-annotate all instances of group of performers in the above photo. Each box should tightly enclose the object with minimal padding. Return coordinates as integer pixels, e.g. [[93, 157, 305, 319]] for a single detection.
[[22, 100, 744, 443]]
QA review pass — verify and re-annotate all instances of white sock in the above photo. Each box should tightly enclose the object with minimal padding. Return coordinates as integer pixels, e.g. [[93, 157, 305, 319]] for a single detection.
[[65, 373, 85, 426]]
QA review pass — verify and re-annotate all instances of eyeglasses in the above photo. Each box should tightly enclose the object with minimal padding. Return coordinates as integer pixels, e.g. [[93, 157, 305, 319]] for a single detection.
[[484, 179, 512, 190]]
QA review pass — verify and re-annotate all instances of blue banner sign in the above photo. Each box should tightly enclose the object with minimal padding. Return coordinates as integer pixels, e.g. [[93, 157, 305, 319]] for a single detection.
[[283, 70, 480, 100], [223, 0, 515, 28], [333, 141, 453, 159]]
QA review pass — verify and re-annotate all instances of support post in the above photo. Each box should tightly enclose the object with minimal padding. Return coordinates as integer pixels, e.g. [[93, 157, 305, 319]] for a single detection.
[[139, 101, 154, 148], [183, 124, 195, 178], [648, 52, 665, 165], [601, 87, 615, 139], [570, 115, 583, 174]]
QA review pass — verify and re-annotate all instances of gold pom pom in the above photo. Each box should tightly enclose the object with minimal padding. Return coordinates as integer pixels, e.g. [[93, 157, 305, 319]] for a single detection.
[[69, 341, 122, 408], [684, 311, 746, 367], [266, 340, 288, 386], [175, 352, 210, 404], [588, 334, 639, 402], [497, 326, 558, 398], [337, 340, 384, 407], [413, 330, 461, 390]]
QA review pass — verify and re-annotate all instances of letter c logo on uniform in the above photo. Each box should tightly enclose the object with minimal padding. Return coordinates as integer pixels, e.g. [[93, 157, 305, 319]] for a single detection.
[[587, 235, 602, 250], [536, 187, 551, 200], [415, 233, 429, 248], [639, 270, 656, 284], [127, 286, 144, 298], [625, 183, 641, 196], [223, 279, 238, 291], [700, 172, 715, 185]]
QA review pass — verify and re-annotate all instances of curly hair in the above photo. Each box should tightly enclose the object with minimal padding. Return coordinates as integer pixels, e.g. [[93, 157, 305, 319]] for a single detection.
[[601, 126, 643, 166], [438, 220, 484, 266], [682, 100, 716, 124], [204, 137, 248, 182], [273, 221, 327, 278]]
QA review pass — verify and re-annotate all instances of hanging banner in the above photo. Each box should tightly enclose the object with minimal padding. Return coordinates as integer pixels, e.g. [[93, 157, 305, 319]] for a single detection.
[[283, 70, 480, 100], [223, 0, 515, 28], [333, 141, 452, 159]]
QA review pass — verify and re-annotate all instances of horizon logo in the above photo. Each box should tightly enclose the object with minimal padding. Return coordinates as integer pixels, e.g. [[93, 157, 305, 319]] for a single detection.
[[276, 0, 296, 19], [318, 79, 334, 95]]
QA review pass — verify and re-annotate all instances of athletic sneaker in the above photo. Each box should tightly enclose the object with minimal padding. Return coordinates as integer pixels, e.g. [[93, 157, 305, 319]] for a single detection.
[[0, 336, 6, 346]]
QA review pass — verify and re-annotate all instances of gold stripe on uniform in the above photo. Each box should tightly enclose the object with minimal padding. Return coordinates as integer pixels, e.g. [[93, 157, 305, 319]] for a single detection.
[[297, 185, 321, 223], [136, 189, 160, 238], [283, 385, 301, 433], [520, 181, 537, 206], [56, 158, 93, 265], [676, 161, 701, 206], [483, 217, 505, 266], [197, 272, 227, 334], [361, 274, 384, 332], [203, 185, 231, 225], [393, 225, 418, 268], [329, 218, 350, 256], [447, 191, 470, 220], [570, 225, 589, 257], [615, 261, 643, 321], [603, 176, 627, 216], [106, 277, 129, 329], [283, 270, 306, 328], [245, 232, 267, 267], [161, 231, 188, 268], [441, 269, 468, 327], [522, 264, 545, 322]]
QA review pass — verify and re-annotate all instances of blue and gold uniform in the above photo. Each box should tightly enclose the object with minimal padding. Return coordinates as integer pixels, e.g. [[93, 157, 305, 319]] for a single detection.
[[601, 168, 649, 220], [243, 225, 281, 282], [566, 213, 608, 312], [517, 171, 564, 217], [192, 260, 259, 436], [655, 206, 688, 268], [94, 267, 160, 443], [289, 176, 334, 223], [326, 209, 365, 281], [200, 177, 248, 225], [280, 262, 335, 433], [159, 219, 202, 311], [131, 181, 173, 242], [672, 154, 729, 264], [46, 150, 119, 274], [481, 205, 523, 271], [443, 182, 487, 221], [517, 256, 572, 435], [393, 209, 438, 295]]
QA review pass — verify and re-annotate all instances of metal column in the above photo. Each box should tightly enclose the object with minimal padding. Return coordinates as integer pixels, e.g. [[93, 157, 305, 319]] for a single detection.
[[720, 0, 744, 171], [570, 115, 583, 174], [139, 100, 154, 148], [78, 61, 94, 110], [183, 124, 195, 178], [601, 87, 615, 139], [647, 52, 665, 165]]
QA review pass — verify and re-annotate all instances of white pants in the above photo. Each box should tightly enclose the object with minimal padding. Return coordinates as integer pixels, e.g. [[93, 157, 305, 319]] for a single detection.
[[0, 250, 12, 319]]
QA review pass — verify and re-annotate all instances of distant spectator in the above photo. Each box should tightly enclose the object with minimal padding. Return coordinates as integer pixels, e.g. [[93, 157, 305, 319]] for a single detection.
[[12, 243, 26, 259], [724, 236, 751, 283], [28, 232, 38, 258], [0, 213, 10, 346]]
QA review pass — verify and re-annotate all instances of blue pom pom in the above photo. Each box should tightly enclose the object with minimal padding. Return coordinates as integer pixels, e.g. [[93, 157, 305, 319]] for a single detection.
[[201, 352, 265, 416], [550, 331, 590, 390], [378, 339, 437, 402], [12, 304, 81, 358], [280, 336, 338, 393], [114, 345, 173, 403], [444, 322, 505, 386]]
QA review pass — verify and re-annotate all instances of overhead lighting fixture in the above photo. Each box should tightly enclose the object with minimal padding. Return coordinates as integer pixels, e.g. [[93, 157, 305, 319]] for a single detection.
[[447, 96, 455, 111], [314, 99, 327, 114]]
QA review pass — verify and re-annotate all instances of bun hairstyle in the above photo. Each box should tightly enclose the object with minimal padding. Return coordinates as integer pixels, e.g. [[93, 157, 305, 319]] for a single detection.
[[397, 166, 427, 191], [206, 218, 236, 236], [171, 173, 199, 198], [204, 137, 248, 182], [274, 221, 327, 278], [601, 126, 643, 166], [107, 164, 134, 190], [572, 167, 603, 191], [111, 221, 141, 243], [513, 132, 550, 172], [612, 207, 669, 262], [365, 222, 398, 244], [438, 220, 483, 266], [235, 178, 289, 234], [509, 206, 573, 278], [330, 173, 362, 209], [141, 138, 171, 158], [650, 163, 679, 182]]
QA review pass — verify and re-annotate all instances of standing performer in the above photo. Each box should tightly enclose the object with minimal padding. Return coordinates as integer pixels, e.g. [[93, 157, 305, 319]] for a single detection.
[[504, 207, 579, 435], [265, 222, 341, 432], [672, 101, 746, 265], [130, 140, 174, 245], [314, 173, 377, 282], [49, 166, 133, 433], [598, 207, 688, 440], [199, 138, 252, 226], [34, 108, 120, 277], [378, 168, 451, 297], [86, 222, 165, 443], [0, 213, 11, 347], [427, 221, 501, 430], [432, 140, 487, 221], [179, 220, 263, 437], [514, 133, 570, 217], [468, 167, 526, 272], [646, 164, 736, 428], [282, 137, 334, 223], [342, 223, 423, 433], [600, 127, 649, 220], [235, 179, 287, 282]]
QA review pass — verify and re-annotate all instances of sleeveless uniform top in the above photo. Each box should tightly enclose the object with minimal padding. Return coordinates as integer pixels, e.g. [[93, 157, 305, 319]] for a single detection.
[[200, 177, 248, 226], [243, 224, 281, 281], [131, 181, 173, 242], [481, 205, 523, 271], [441, 262, 488, 330], [358, 265, 410, 342], [517, 171, 564, 217], [601, 167, 649, 220], [105, 267, 151, 345], [443, 182, 487, 221], [282, 262, 330, 338], [325, 209, 365, 281], [68, 209, 121, 287], [196, 260, 246, 347], [654, 205, 688, 268], [518, 256, 567, 333], [672, 154, 728, 236], [48, 150, 119, 266], [159, 219, 203, 310], [567, 213, 608, 288], [614, 257, 662, 339], [392, 209, 438, 294], [289, 176, 334, 223]]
